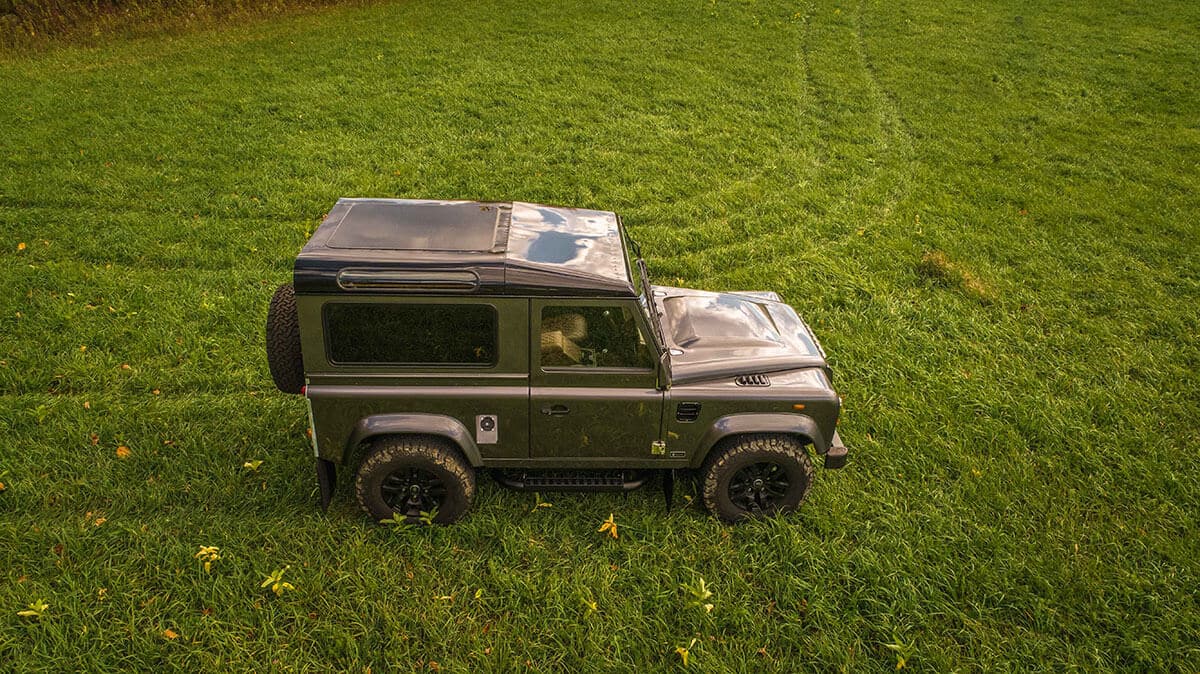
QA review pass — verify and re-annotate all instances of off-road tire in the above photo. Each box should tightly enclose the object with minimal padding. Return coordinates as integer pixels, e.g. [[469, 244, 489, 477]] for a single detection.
[[355, 436, 476, 524], [701, 434, 814, 523], [265, 283, 304, 394]]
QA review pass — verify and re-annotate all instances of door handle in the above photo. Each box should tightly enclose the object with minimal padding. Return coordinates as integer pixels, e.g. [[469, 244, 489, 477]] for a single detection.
[[541, 404, 570, 416]]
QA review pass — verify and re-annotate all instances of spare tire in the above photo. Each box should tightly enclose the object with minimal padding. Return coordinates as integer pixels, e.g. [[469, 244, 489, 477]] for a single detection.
[[265, 282, 304, 394]]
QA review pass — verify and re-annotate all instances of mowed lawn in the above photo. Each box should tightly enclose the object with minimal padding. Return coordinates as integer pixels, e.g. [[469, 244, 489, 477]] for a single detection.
[[1, 0, 1198, 669]]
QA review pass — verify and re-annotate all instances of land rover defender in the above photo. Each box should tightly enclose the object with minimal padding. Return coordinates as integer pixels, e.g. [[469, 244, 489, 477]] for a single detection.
[[266, 199, 848, 523]]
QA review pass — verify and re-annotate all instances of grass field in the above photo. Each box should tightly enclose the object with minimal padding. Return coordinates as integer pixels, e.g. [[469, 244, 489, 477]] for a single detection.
[[2, 0, 1198, 669]]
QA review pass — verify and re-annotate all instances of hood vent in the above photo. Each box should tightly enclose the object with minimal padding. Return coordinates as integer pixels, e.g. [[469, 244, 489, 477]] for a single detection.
[[734, 374, 771, 387], [675, 402, 702, 423]]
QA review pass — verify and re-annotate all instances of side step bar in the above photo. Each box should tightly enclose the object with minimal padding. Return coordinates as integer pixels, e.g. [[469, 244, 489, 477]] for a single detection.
[[492, 469, 652, 492]]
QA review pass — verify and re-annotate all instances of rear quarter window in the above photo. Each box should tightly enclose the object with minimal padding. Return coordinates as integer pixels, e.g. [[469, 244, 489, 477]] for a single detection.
[[324, 302, 497, 365]]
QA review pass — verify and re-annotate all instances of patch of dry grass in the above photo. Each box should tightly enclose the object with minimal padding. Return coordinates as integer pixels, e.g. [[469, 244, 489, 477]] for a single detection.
[[0, 0, 362, 51], [916, 250, 995, 303]]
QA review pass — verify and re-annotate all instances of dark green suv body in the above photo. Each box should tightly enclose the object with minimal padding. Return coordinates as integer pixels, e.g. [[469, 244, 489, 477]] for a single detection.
[[267, 199, 848, 523]]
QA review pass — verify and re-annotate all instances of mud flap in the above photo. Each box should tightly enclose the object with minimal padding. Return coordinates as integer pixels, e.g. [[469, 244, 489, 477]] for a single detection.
[[824, 431, 849, 469], [316, 458, 336, 511]]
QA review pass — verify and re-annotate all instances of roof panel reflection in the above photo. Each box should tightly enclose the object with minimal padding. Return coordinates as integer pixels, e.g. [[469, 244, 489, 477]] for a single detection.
[[507, 203, 628, 285]]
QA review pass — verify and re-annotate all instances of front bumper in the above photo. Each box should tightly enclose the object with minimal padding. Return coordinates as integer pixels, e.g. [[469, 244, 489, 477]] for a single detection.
[[824, 430, 849, 469]]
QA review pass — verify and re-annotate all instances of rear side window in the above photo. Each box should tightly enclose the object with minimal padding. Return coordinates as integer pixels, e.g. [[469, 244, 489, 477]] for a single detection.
[[324, 303, 497, 365]]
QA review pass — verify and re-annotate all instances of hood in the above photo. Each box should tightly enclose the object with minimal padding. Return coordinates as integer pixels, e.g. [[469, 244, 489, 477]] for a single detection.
[[654, 286, 828, 385]]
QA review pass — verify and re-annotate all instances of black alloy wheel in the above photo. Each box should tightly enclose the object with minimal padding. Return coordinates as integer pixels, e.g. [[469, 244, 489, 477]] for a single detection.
[[727, 461, 792, 514], [355, 436, 476, 524], [701, 434, 815, 522], [380, 467, 448, 518]]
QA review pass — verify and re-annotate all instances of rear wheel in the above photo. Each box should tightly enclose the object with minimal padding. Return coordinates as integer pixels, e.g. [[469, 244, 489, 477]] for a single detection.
[[354, 436, 476, 524], [701, 434, 814, 522]]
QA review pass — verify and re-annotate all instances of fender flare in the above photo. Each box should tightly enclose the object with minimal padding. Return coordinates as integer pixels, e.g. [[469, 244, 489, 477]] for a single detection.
[[691, 413, 827, 469], [345, 413, 483, 467]]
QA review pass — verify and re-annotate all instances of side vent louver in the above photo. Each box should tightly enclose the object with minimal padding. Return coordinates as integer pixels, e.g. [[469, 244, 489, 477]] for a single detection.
[[734, 374, 771, 387], [675, 402, 702, 423]]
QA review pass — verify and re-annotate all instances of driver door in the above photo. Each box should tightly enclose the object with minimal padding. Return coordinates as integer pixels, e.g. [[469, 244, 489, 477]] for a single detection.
[[529, 298, 664, 461]]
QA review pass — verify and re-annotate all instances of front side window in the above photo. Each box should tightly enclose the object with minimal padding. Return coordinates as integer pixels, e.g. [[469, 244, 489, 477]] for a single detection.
[[325, 303, 496, 365], [540, 305, 653, 369]]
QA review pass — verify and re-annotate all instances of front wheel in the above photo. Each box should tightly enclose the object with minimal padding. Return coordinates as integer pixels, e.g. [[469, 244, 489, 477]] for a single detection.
[[701, 434, 814, 522], [354, 436, 476, 524]]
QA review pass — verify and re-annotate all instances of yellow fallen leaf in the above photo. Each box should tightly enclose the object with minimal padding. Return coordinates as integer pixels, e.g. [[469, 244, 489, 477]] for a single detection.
[[163, 629, 178, 640], [243, 460, 263, 471], [120, 364, 131, 371], [115, 446, 131, 459], [598, 513, 618, 539], [530, 492, 553, 512], [17, 242, 26, 251], [93, 517, 106, 527], [195, 545, 220, 574], [17, 599, 48, 618]]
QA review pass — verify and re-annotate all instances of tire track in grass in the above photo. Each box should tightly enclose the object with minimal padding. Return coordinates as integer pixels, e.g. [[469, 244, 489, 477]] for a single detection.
[[796, 0, 912, 243], [663, 0, 914, 281], [850, 0, 915, 227]]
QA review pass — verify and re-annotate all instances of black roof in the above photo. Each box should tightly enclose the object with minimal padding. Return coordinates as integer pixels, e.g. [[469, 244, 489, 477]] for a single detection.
[[293, 199, 636, 296]]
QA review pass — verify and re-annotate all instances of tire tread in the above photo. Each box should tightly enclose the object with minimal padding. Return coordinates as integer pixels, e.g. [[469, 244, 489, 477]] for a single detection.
[[265, 282, 304, 394]]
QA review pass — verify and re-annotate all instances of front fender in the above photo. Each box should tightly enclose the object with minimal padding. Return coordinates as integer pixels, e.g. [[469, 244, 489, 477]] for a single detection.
[[345, 413, 483, 467], [692, 413, 827, 468]]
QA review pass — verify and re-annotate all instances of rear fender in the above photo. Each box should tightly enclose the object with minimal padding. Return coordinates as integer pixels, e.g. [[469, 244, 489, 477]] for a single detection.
[[345, 413, 483, 467]]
